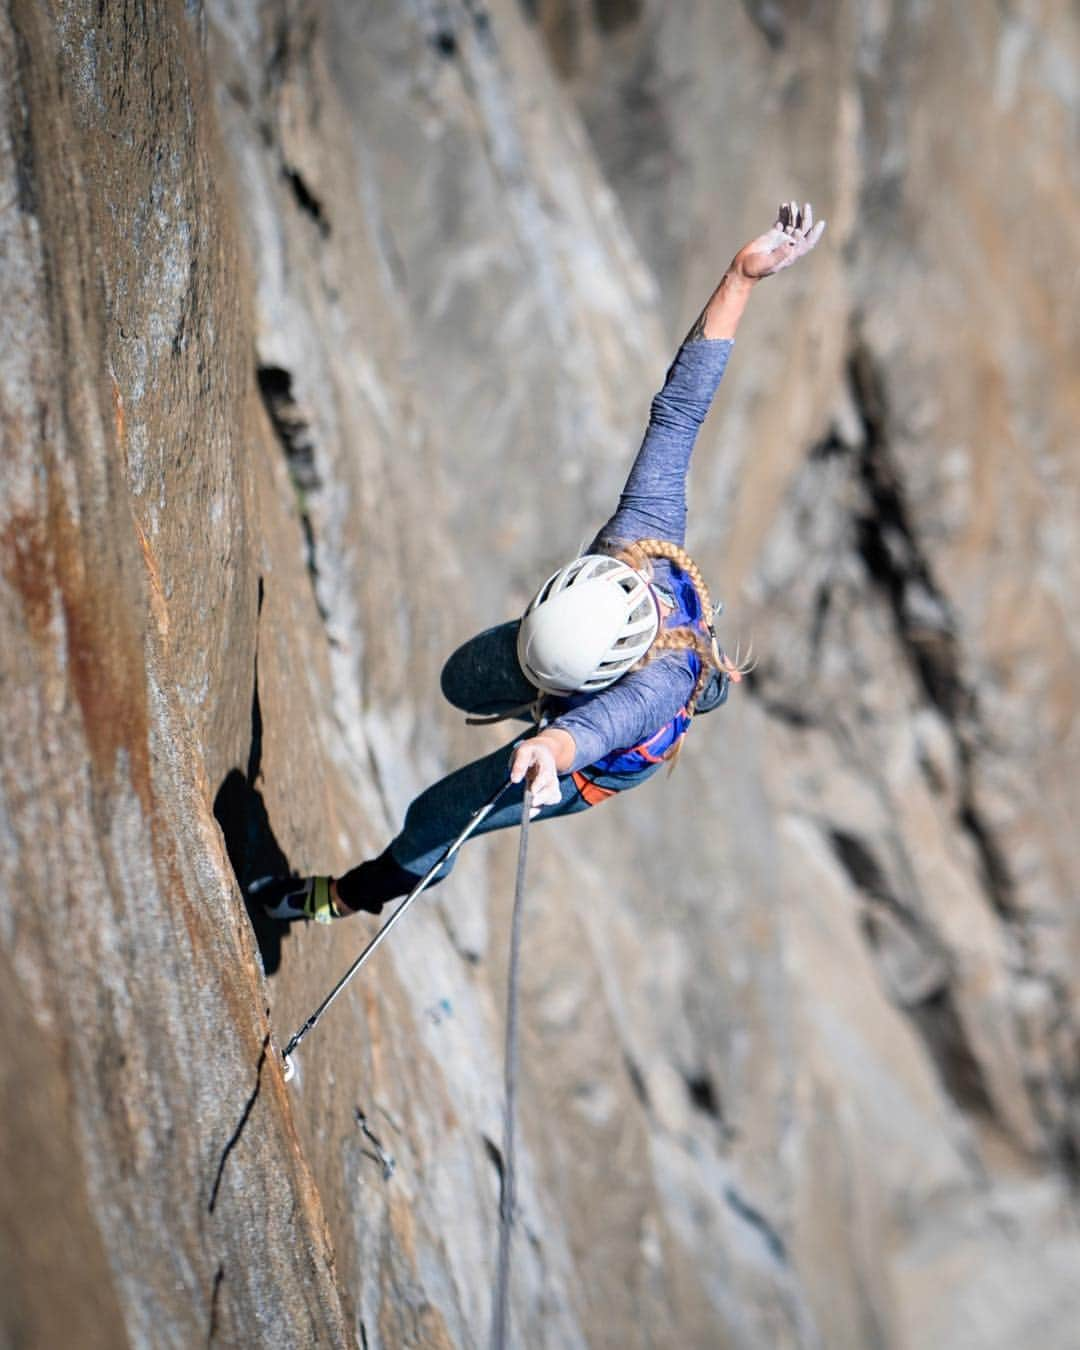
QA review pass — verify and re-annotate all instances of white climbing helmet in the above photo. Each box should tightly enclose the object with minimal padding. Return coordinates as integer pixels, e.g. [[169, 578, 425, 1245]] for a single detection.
[[517, 555, 660, 695]]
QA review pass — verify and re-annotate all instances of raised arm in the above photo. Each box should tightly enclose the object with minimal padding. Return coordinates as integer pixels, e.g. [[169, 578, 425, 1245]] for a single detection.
[[514, 202, 826, 803], [592, 201, 825, 552], [589, 338, 734, 549]]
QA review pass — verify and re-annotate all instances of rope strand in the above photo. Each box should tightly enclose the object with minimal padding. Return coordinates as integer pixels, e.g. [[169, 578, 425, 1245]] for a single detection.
[[490, 787, 532, 1350]]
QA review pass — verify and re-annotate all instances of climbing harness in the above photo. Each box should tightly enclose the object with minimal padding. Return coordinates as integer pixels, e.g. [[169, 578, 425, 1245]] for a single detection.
[[279, 775, 517, 1081], [490, 787, 532, 1350]]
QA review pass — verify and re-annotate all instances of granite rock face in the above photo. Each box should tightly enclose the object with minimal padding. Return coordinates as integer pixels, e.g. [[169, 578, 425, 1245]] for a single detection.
[[1, 1, 1077, 1347]]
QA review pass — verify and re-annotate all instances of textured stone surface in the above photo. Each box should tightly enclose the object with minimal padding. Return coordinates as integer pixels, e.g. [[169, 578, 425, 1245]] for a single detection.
[[0, 2, 348, 1344], [528, 1, 1080, 1344], [1, 0, 1078, 1347]]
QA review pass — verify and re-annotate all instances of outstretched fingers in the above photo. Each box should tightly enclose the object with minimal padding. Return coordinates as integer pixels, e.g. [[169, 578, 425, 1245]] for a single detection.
[[776, 198, 826, 259], [734, 199, 827, 280], [777, 200, 813, 239]]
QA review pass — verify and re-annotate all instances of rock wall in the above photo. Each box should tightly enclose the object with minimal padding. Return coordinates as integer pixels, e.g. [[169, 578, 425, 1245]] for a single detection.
[[0, 2, 348, 1344], [1, 1, 1077, 1347]]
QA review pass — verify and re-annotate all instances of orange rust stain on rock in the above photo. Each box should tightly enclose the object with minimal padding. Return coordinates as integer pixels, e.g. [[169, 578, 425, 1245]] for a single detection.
[[153, 822, 211, 972], [363, 983, 383, 1073], [45, 479, 154, 815], [111, 375, 125, 451], [2, 512, 55, 644], [133, 515, 170, 644], [379, 1191, 456, 1350]]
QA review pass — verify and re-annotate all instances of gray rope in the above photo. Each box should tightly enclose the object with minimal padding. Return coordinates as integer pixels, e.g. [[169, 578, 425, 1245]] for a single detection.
[[491, 786, 532, 1350], [281, 777, 516, 1077]]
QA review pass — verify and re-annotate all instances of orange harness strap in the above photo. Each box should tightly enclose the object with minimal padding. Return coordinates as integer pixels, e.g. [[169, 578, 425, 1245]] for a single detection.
[[571, 771, 618, 806]]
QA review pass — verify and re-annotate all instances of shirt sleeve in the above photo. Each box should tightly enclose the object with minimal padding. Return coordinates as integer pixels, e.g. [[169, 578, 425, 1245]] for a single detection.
[[550, 338, 732, 772], [548, 653, 697, 773], [588, 337, 734, 551]]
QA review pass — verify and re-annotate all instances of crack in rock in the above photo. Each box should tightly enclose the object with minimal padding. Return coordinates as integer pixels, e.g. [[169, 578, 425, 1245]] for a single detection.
[[723, 1185, 788, 1265], [753, 335, 1079, 1172], [256, 364, 328, 622], [283, 164, 331, 236], [209, 1035, 270, 1214], [206, 1263, 224, 1347], [847, 343, 1015, 921]]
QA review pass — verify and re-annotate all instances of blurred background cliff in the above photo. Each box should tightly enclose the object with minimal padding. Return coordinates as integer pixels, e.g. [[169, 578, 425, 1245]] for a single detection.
[[1, 1, 1077, 1345]]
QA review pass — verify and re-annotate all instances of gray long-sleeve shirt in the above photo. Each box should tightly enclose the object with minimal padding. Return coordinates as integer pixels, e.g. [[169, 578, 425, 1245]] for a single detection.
[[548, 337, 734, 772]]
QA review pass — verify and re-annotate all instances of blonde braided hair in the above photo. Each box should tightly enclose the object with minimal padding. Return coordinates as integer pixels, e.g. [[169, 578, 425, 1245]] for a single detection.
[[609, 538, 752, 718]]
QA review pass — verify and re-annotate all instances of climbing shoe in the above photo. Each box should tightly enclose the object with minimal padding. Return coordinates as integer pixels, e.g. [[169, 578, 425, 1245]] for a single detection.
[[248, 874, 338, 924]]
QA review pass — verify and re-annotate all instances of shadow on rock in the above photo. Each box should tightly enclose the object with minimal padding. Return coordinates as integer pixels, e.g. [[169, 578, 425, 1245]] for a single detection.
[[214, 767, 291, 975], [214, 591, 292, 975]]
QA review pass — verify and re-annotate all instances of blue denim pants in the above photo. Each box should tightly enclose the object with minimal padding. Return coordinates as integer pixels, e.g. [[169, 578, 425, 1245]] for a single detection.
[[386, 622, 656, 879]]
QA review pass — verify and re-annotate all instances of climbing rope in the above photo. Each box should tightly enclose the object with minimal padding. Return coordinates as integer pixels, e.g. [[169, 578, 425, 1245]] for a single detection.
[[274, 758, 539, 1346], [280, 776, 517, 1080], [491, 786, 532, 1350]]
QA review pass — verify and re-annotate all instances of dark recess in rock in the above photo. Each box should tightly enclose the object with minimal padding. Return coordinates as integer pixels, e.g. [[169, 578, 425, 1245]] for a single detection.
[[809, 428, 848, 462], [213, 581, 292, 976], [1059, 1132, 1080, 1193], [591, 0, 643, 36], [207, 1263, 224, 1345], [483, 1134, 505, 1186], [465, 0, 494, 44], [742, 0, 787, 50], [432, 27, 458, 57], [907, 987, 998, 1120], [10, 24, 37, 215], [756, 695, 818, 728], [846, 343, 1017, 921], [355, 1108, 396, 1180], [849, 345, 966, 721], [257, 366, 320, 489], [809, 580, 832, 657], [283, 166, 331, 236], [957, 803, 1014, 917], [266, 12, 319, 93], [256, 365, 327, 620], [684, 1070, 722, 1122], [624, 1053, 650, 1109], [828, 830, 895, 908]]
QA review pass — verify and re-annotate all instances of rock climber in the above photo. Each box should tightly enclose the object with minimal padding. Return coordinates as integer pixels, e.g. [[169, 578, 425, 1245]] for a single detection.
[[252, 202, 825, 923]]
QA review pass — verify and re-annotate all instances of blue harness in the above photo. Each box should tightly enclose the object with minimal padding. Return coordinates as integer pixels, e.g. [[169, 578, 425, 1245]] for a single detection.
[[557, 565, 728, 788]]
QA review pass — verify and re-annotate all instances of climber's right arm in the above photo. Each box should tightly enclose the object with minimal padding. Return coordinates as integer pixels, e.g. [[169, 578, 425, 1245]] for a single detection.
[[589, 201, 824, 552], [588, 338, 734, 550]]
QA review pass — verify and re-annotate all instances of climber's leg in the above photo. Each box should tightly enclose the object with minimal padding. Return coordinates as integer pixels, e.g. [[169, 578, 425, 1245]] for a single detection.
[[334, 735, 591, 911], [440, 621, 537, 718]]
